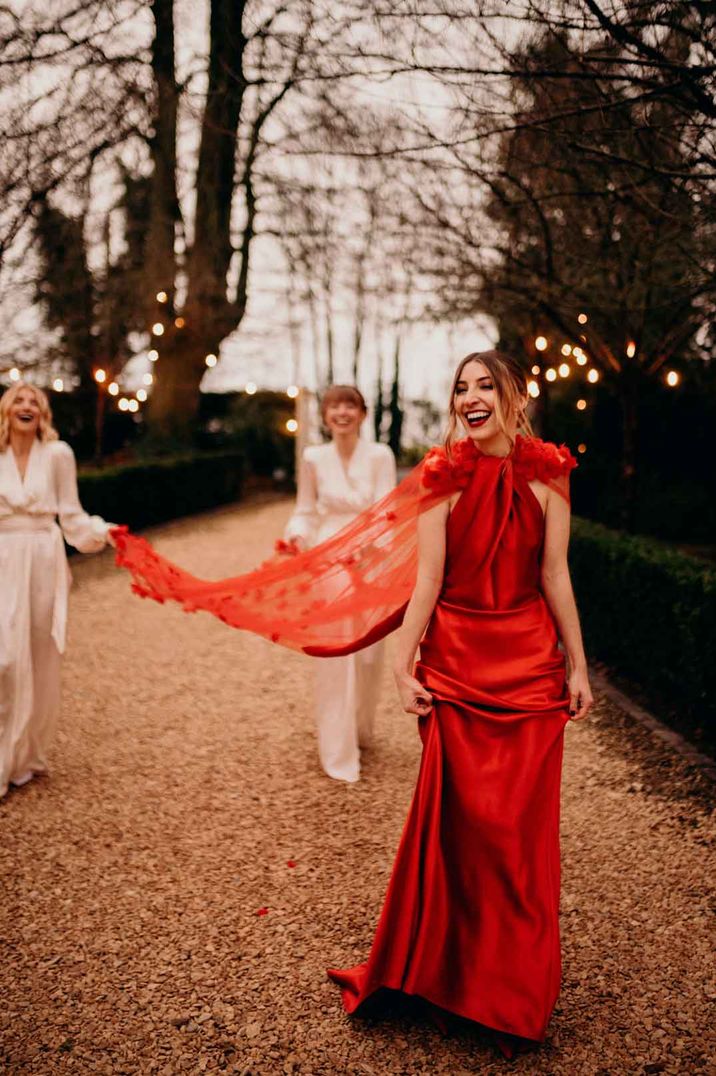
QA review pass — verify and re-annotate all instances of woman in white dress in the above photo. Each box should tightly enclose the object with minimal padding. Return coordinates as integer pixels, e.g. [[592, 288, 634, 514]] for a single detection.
[[285, 385, 397, 783], [0, 383, 113, 797]]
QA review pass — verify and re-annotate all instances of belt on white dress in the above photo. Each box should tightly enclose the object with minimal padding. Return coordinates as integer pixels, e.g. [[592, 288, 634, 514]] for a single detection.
[[0, 515, 70, 653]]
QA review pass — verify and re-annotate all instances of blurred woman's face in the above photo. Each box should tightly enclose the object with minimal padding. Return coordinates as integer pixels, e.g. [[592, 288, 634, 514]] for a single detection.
[[323, 398, 365, 438], [9, 388, 42, 438]]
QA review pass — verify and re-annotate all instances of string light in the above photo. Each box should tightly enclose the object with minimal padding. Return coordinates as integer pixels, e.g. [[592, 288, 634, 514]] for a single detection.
[[136, 388, 148, 402], [287, 385, 299, 398], [156, 291, 168, 303], [535, 336, 548, 352], [577, 443, 587, 453], [94, 369, 106, 384], [666, 370, 680, 387], [587, 369, 600, 384], [531, 365, 540, 375], [578, 313, 588, 324], [118, 398, 129, 412], [558, 363, 571, 378], [545, 368, 557, 382], [148, 349, 159, 362], [142, 372, 153, 385], [527, 380, 540, 398], [576, 399, 587, 411], [561, 344, 572, 356], [152, 322, 164, 336], [245, 381, 257, 395], [9, 368, 20, 381], [108, 382, 119, 396], [174, 317, 185, 329], [128, 399, 139, 413], [286, 418, 298, 433], [574, 348, 587, 366], [205, 353, 217, 368], [626, 341, 636, 358], [52, 378, 64, 392]]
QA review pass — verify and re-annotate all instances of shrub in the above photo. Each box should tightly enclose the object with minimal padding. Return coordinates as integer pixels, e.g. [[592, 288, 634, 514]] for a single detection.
[[570, 517, 716, 748], [78, 451, 244, 532]]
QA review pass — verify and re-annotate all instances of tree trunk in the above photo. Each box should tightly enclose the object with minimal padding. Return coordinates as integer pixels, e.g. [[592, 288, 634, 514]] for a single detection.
[[146, 0, 179, 314], [619, 376, 639, 530], [373, 350, 384, 442], [388, 335, 403, 459]]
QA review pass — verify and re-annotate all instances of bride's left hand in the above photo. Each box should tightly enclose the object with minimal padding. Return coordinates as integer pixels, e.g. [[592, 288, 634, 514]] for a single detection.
[[567, 666, 593, 720]]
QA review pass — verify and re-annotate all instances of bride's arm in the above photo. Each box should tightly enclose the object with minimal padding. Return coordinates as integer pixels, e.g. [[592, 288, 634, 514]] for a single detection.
[[540, 489, 593, 720], [392, 500, 450, 716]]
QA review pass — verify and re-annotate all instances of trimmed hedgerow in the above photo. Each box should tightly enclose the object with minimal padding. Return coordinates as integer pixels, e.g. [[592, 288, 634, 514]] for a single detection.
[[569, 517, 716, 742], [78, 451, 244, 532]]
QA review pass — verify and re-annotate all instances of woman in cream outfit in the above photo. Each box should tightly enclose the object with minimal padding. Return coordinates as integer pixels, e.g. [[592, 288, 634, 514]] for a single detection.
[[285, 385, 396, 783], [0, 382, 113, 797]]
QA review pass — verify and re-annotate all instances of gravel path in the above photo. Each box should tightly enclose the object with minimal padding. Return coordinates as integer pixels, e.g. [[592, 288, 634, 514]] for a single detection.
[[1, 497, 714, 1076]]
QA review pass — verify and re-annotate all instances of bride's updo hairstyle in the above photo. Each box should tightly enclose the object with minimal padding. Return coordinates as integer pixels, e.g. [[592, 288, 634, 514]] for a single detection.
[[320, 384, 367, 419], [0, 381, 59, 451], [446, 350, 533, 451]]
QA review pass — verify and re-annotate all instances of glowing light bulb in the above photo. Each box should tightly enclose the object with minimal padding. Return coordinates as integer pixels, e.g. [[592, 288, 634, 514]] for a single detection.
[[94, 369, 106, 384], [626, 341, 636, 358], [108, 382, 119, 396], [245, 381, 257, 395], [136, 388, 147, 402], [128, 399, 139, 412], [574, 349, 587, 366], [287, 385, 299, 398], [545, 368, 557, 382], [156, 291, 168, 303], [535, 336, 548, 352], [286, 418, 298, 433], [577, 443, 587, 453], [148, 349, 159, 362], [666, 370, 680, 387], [142, 372, 153, 386], [561, 344, 572, 356], [587, 369, 600, 384], [558, 363, 571, 378], [527, 380, 540, 398], [53, 378, 64, 392], [576, 399, 587, 411], [578, 313, 588, 324], [118, 398, 129, 412], [205, 354, 217, 368], [152, 322, 164, 336], [9, 368, 20, 381], [174, 316, 185, 329]]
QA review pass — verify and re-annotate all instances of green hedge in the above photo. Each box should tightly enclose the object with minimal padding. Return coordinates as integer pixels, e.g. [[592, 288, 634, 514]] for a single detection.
[[570, 517, 716, 747], [78, 451, 245, 532]]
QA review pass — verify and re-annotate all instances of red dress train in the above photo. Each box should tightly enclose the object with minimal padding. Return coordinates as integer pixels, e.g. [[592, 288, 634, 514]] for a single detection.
[[328, 450, 571, 1043]]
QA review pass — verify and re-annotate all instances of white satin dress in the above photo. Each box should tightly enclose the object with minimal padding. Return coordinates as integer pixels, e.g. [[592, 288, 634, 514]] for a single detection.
[[285, 439, 397, 782], [0, 438, 110, 797]]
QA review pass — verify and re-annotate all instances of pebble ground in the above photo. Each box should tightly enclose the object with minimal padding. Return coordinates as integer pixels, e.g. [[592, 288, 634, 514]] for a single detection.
[[1, 497, 714, 1076]]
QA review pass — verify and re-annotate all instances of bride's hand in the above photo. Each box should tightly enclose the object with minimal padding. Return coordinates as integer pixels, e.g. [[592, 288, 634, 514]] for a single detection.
[[567, 666, 593, 720], [394, 670, 433, 716]]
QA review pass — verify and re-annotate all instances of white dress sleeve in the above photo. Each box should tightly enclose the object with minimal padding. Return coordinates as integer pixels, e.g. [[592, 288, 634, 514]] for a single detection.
[[373, 445, 397, 501], [51, 442, 110, 553], [284, 449, 319, 545]]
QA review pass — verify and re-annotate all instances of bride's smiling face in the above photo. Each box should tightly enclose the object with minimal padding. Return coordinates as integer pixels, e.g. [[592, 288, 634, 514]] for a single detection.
[[454, 360, 503, 444]]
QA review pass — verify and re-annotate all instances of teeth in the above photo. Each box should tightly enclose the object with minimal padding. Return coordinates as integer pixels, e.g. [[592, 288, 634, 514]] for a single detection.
[[466, 410, 490, 421]]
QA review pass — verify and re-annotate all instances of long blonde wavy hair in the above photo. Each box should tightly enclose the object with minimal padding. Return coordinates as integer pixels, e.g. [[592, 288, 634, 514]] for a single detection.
[[0, 382, 59, 451], [446, 350, 533, 452]]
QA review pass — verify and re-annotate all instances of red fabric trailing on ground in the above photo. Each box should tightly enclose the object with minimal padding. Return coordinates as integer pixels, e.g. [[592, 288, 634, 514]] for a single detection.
[[111, 436, 575, 655]]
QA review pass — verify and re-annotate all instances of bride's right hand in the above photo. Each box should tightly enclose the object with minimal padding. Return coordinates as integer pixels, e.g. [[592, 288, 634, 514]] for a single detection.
[[394, 670, 433, 716]]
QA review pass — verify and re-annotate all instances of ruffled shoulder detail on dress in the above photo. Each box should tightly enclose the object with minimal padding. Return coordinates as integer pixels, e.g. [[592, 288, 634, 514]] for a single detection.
[[421, 438, 479, 493], [513, 436, 577, 483]]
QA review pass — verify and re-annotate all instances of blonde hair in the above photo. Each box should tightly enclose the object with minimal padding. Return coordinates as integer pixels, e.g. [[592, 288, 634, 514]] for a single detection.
[[446, 350, 533, 451], [0, 382, 59, 451]]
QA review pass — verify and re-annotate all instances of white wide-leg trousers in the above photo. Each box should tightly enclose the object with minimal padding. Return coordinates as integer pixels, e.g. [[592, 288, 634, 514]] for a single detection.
[[313, 640, 384, 783]]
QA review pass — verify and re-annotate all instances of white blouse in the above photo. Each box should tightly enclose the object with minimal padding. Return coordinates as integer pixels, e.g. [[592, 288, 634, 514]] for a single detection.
[[0, 438, 110, 652], [286, 439, 397, 547]]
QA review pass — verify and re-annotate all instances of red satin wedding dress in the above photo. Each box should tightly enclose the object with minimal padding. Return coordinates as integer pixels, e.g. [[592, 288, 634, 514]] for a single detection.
[[328, 447, 574, 1044], [111, 435, 576, 1043]]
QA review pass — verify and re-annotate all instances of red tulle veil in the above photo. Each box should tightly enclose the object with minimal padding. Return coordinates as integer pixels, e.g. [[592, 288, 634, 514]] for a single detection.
[[111, 436, 575, 656]]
